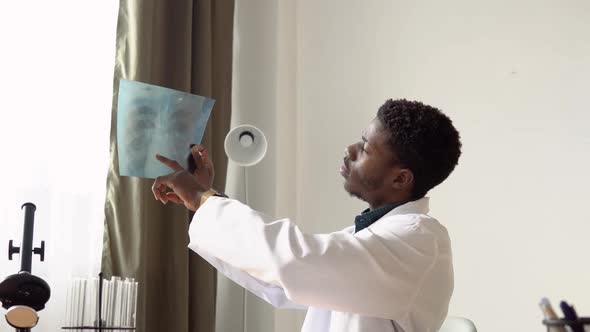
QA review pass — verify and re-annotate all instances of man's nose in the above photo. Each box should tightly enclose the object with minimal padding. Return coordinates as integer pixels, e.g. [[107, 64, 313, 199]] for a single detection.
[[345, 144, 357, 161]]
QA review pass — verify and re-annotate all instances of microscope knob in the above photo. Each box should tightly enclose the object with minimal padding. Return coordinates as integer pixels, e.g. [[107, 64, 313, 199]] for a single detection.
[[33, 241, 45, 262], [8, 240, 20, 261]]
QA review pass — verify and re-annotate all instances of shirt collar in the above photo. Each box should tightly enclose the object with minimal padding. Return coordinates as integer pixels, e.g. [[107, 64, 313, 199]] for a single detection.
[[354, 201, 408, 233]]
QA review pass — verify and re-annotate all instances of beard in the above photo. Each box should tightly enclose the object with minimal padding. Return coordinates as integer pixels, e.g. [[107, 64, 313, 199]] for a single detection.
[[343, 180, 361, 199], [343, 173, 384, 202], [347, 189, 362, 200]]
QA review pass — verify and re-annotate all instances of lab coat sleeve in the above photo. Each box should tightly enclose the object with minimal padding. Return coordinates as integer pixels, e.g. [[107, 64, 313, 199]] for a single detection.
[[191, 242, 307, 310], [188, 197, 439, 320]]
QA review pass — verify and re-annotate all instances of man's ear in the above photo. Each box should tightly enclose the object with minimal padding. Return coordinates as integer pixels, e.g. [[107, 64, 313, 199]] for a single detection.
[[391, 168, 414, 191]]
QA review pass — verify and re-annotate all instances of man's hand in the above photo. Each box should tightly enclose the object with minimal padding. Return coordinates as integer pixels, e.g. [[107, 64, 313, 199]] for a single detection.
[[189, 144, 215, 190], [152, 154, 207, 211]]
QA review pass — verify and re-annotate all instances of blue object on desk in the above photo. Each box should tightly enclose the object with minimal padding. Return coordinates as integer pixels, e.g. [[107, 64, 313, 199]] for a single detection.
[[116, 80, 215, 178]]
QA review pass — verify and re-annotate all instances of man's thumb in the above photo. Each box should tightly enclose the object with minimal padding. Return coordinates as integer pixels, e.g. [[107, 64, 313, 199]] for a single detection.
[[191, 144, 210, 170]]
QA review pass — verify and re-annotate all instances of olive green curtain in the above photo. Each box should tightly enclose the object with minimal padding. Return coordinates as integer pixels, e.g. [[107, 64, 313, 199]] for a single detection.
[[101, 1, 234, 331]]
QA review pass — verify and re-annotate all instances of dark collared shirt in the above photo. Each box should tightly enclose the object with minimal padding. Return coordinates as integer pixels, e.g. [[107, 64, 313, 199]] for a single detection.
[[354, 201, 407, 233]]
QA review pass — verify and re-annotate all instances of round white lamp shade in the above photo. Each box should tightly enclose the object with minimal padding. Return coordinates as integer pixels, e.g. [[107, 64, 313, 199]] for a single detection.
[[224, 125, 268, 166]]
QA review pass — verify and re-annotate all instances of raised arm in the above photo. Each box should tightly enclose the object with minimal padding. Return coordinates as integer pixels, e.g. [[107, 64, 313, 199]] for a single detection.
[[189, 197, 441, 321]]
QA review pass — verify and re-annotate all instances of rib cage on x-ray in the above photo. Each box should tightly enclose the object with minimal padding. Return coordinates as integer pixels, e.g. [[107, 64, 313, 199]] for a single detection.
[[123, 100, 156, 174], [117, 79, 215, 178], [122, 96, 198, 175]]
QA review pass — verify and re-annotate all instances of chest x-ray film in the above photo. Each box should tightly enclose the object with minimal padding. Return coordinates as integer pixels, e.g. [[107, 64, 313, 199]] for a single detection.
[[117, 79, 215, 178]]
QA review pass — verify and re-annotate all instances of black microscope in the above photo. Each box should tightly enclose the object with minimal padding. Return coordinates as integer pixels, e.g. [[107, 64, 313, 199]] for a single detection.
[[0, 203, 51, 331]]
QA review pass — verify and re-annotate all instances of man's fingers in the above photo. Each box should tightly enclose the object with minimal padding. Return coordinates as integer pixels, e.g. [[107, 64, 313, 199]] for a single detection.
[[165, 192, 183, 205], [152, 176, 183, 206], [156, 154, 184, 172], [152, 175, 171, 202], [152, 178, 163, 201], [190, 145, 210, 170]]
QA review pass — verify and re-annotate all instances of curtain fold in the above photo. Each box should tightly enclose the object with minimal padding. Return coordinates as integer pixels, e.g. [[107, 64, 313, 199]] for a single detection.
[[102, 1, 234, 331]]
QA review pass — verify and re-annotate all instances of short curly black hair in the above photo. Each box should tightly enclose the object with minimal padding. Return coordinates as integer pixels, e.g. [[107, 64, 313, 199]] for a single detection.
[[377, 99, 462, 199]]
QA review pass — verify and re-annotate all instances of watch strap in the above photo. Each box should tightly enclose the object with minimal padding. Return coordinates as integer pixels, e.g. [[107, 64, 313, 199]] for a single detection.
[[199, 189, 227, 207]]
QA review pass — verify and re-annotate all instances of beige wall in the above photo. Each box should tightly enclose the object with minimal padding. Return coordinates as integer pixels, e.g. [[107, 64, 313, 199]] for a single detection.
[[219, 1, 278, 331], [227, 0, 590, 331]]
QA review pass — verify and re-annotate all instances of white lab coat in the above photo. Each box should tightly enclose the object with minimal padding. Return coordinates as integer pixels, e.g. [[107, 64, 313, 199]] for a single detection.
[[188, 197, 453, 332]]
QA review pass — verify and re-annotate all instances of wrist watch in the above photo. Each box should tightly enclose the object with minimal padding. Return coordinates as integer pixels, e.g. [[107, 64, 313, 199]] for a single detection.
[[199, 189, 228, 207]]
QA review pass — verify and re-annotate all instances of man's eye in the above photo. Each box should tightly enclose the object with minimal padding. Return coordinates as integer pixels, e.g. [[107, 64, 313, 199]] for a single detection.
[[358, 141, 365, 151]]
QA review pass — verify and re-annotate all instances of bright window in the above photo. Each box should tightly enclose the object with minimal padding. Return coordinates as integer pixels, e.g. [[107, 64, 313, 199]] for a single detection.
[[0, 1, 119, 330]]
